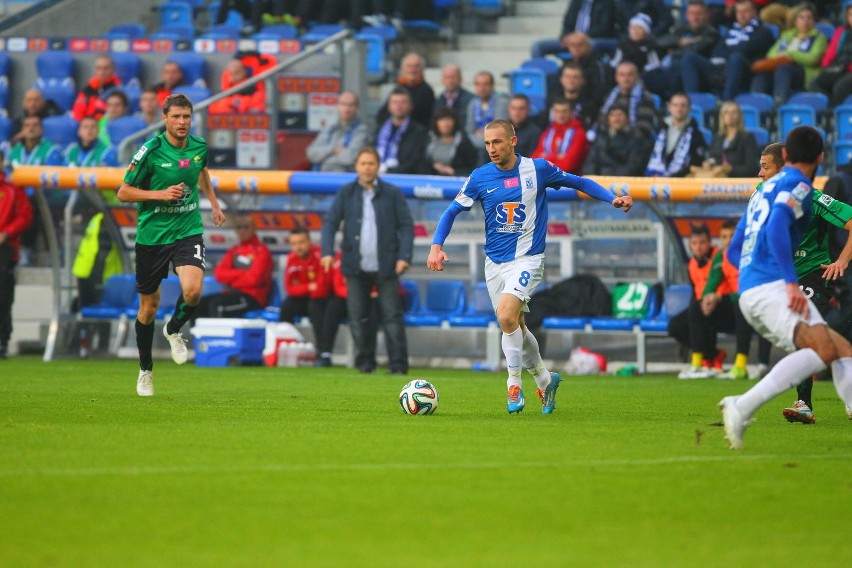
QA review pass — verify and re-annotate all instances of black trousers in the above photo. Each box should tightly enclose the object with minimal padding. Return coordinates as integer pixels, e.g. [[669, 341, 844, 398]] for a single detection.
[[318, 294, 379, 356], [194, 292, 262, 321], [0, 243, 16, 347], [668, 295, 766, 362], [280, 295, 327, 351]]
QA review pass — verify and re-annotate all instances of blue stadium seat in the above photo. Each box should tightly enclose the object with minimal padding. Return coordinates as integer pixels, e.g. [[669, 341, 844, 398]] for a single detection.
[[834, 140, 852, 168], [201, 275, 224, 297], [36, 79, 76, 112], [41, 115, 79, 148], [734, 93, 774, 125], [541, 316, 588, 330], [510, 68, 547, 115], [150, 24, 195, 40], [359, 24, 398, 43], [256, 23, 299, 39], [777, 104, 817, 139], [80, 275, 138, 319], [36, 52, 75, 81], [687, 92, 718, 116], [787, 92, 829, 113], [405, 281, 466, 326], [521, 57, 560, 76], [106, 23, 147, 39], [764, 23, 779, 39], [0, 115, 12, 143], [449, 282, 496, 327], [816, 22, 835, 41], [400, 280, 421, 314], [699, 126, 713, 145], [158, 1, 194, 27], [111, 52, 142, 87], [690, 106, 704, 128], [750, 126, 770, 147], [155, 276, 183, 319], [171, 85, 212, 104], [740, 104, 760, 129], [638, 284, 691, 332], [588, 285, 660, 332], [201, 25, 241, 40], [167, 53, 207, 86], [834, 105, 852, 140], [301, 24, 346, 44], [107, 116, 148, 148], [355, 33, 387, 83]]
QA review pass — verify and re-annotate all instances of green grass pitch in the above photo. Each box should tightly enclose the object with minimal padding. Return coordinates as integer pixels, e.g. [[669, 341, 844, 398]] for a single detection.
[[1, 358, 851, 567]]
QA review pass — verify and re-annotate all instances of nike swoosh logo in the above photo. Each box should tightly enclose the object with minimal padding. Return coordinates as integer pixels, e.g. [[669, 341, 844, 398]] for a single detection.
[[486, 187, 498, 193]]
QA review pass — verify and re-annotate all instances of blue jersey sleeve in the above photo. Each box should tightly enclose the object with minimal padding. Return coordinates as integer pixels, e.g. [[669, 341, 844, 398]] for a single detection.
[[432, 201, 466, 246], [765, 207, 798, 284], [536, 158, 617, 203], [727, 214, 747, 268]]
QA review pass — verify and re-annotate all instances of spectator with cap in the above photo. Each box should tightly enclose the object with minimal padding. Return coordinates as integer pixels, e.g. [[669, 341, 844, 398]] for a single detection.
[[609, 13, 664, 79]]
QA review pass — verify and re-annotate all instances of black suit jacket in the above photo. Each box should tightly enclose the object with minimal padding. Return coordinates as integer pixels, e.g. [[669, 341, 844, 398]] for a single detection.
[[562, 0, 617, 39]]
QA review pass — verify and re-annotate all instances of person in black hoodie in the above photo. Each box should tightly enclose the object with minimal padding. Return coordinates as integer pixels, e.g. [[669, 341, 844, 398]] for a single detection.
[[586, 104, 653, 176]]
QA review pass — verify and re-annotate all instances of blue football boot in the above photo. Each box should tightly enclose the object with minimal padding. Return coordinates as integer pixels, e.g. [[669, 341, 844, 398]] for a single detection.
[[537, 372, 561, 414], [507, 385, 525, 414]]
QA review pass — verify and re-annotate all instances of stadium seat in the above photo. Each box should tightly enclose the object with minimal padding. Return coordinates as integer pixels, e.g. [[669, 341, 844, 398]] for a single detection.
[[750, 126, 770, 147], [834, 140, 852, 168], [256, 23, 299, 39], [80, 274, 138, 319], [510, 68, 547, 115], [111, 52, 142, 88], [588, 284, 660, 332], [448, 282, 496, 327], [201, 24, 241, 39], [816, 22, 835, 41], [699, 126, 713, 145], [0, 82, 8, 112], [787, 92, 828, 113], [638, 284, 691, 332], [36, 51, 75, 82], [358, 24, 397, 43], [201, 275, 224, 297], [155, 276, 183, 319], [764, 23, 780, 39], [541, 316, 589, 330], [171, 85, 212, 104], [0, 114, 12, 143], [400, 280, 421, 314], [167, 53, 207, 86], [777, 104, 816, 139], [150, 24, 195, 40], [687, 92, 718, 122], [734, 93, 774, 125], [158, 1, 194, 27], [36, 79, 76, 113], [355, 33, 387, 83], [107, 116, 148, 148], [521, 57, 560, 76], [690, 106, 704, 128], [405, 281, 466, 326], [649, 93, 661, 109], [834, 105, 852, 140], [106, 23, 147, 39], [740, 104, 760, 129], [41, 115, 80, 148], [301, 24, 346, 44]]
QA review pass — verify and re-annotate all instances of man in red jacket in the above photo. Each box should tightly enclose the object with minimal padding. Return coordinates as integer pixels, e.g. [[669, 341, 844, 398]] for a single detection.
[[532, 98, 589, 175], [72, 56, 122, 122], [280, 227, 330, 355], [194, 213, 273, 320], [0, 150, 34, 358]]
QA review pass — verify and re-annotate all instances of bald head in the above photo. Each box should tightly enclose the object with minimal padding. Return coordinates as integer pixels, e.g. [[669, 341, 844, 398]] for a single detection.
[[400, 52, 425, 84], [441, 64, 462, 92]]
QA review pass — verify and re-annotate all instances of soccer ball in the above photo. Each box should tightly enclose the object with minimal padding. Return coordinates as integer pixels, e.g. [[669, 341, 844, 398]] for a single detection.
[[399, 380, 439, 415]]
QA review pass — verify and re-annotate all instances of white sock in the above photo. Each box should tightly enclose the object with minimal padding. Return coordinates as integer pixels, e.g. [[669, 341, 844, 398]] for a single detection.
[[521, 328, 552, 390], [502, 327, 523, 389], [830, 357, 852, 407], [736, 348, 827, 418]]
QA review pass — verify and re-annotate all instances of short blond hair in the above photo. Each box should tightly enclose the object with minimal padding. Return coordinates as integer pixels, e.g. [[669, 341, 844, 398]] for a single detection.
[[484, 119, 515, 138]]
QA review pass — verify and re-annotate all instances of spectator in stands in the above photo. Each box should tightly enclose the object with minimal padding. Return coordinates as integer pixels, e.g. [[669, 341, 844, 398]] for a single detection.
[[373, 87, 428, 175], [320, 147, 413, 374], [194, 213, 274, 320], [562, 32, 612, 100], [376, 52, 435, 128], [533, 1, 619, 58], [547, 62, 600, 130], [710, 0, 777, 101], [71, 55, 121, 122], [645, 92, 708, 177], [750, 2, 826, 103], [811, 2, 852, 107], [0, 150, 33, 359], [215, 0, 255, 28], [434, 64, 474, 131], [615, 0, 675, 39], [532, 99, 589, 175], [609, 13, 663, 79], [135, 89, 162, 126], [280, 227, 330, 352], [98, 90, 129, 147], [669, 222, 732, 378], [585, 104, 653, 175], [320, 0, 432, 29], [152, 62, 187, 107], [465, 71, 509, 160], [209, 59, 266, 115], [7, 116, 64, 169], [305, 91, 368, 172], [508, 94, 542, 157], [423, 107, 478, 176], [594, 61, 659, 140], [645, 0, 720, 99], [11, 89, 61, 144], [690, 101, 759, 178], [64, 117, 109, 168]]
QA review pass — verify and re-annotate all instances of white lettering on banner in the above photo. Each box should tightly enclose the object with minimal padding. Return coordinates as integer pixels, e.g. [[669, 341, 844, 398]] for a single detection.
[[570, 220, 655, 238], [412, 185, 445, 199], [6, 38, 26, 52], [695, 183, 755, 202]]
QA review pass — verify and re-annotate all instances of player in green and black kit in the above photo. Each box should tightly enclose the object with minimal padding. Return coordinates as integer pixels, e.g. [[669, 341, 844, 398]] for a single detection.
[[117, 94, 225, 397], [756, 144, 852, 423]]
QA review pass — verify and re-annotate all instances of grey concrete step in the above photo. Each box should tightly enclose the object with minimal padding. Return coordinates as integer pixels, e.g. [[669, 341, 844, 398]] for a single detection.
[[439, 50, 526, 91], [514, 0, 566, 18], [459, 32, 553, 51], [498, 15, 562, 36]]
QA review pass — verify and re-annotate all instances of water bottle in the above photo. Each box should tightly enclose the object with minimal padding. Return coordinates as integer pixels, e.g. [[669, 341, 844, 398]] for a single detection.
[[79, 328, 89, 359]]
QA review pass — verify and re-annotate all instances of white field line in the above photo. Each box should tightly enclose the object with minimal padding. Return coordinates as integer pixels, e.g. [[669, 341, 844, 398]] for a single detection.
[[1, 453, 850, 478]]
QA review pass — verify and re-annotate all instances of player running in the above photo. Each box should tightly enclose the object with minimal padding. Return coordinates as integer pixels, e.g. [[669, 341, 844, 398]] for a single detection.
[[118, 94, 225, 396], [426, 119, 633, 414], [721, 126, 852, 449]]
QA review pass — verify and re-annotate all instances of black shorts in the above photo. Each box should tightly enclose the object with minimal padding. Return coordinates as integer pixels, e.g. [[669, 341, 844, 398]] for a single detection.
[[135, 234, 206, 295], [799, 270, 834, 317]]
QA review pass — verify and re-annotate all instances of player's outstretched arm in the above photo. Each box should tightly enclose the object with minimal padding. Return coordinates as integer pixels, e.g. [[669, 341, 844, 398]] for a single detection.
[[117, 182, 183, 203], [428, 201, 465, 271], [199, 167, 225, 227], [427, 245, 449, 271], [821, 217, 852, 280]]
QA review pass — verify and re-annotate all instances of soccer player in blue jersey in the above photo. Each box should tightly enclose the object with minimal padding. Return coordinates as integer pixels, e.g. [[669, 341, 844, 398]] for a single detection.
[[426, 119, 633, 414], [721, 126, 852, 449]]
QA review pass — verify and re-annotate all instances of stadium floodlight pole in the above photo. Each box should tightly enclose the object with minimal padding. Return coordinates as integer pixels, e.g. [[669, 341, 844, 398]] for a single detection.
[[116, 28, 353, 164]]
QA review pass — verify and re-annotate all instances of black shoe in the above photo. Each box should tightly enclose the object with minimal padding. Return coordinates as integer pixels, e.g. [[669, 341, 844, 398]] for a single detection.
[[315, 355, 332, 368], [0, 345, 7, 359], [357, 364, 376, 374], [389, 367, 408, 375]]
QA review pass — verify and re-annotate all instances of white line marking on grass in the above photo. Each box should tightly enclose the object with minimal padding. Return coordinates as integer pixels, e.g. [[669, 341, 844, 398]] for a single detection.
[[1, 453, 850, 478]]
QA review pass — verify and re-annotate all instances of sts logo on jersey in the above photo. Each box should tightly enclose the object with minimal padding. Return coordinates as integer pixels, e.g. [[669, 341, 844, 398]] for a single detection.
[[495, 202, 526, 232]]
